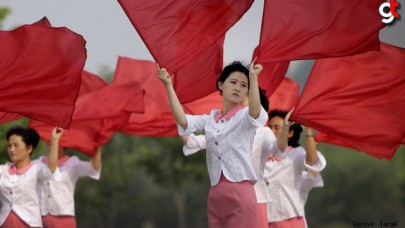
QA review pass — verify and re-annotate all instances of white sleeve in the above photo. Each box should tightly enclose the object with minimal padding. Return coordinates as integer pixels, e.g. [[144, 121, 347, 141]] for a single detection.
[[37, 163, 61, 181], [244, 106, 268, 129], [70, 156, 101, 181], [183, 134, 207, 156], [177, 114, 210, 136], [304, 151, 327, 173]]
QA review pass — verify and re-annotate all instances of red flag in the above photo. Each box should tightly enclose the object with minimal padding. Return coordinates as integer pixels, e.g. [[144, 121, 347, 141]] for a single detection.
[[251, 47, 290, 97], [113, 57, 178, 136], [0, 17, 85, 128], [173, 37, 224, 103], [291, 43, 405, 160], [256, 0, 385, 62], [118, 0, 253, 102], [73, 70, 144, 121], [268, 77, 299, 111], [0, 113, 23, 124], [78, 71, 107, 96], [29, 70, 144, 156], [183, 91, 222, 115], [30, 119, 103, 156], [118, 0, 253, 73], [314, 132, 352, 149]]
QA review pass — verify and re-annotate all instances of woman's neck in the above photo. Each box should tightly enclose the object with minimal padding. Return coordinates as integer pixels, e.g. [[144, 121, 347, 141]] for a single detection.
[[15, 158, 31, 169], [222, 100, 239, 115]]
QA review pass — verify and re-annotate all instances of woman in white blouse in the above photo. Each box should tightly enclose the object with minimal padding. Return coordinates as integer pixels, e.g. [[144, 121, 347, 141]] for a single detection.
[[180, 88, 291, 228], [265, 110, 327, 228], [36, 145, 101, 228], [0, 126, 61, 228], [158, 61, 292, 228]]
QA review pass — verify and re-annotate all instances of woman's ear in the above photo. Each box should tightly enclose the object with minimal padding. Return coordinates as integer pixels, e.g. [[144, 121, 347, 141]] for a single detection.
[[288, 130, 294, 139], [218, 81, 223, 90], [217, 81, 223, 94], [27, 145, 33, 155]]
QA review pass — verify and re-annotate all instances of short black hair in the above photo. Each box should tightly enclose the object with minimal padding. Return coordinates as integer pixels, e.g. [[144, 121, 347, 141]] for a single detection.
[[259, 87, 269, 112], [216, 61, 249, 95], [6, 126, 40, 150]]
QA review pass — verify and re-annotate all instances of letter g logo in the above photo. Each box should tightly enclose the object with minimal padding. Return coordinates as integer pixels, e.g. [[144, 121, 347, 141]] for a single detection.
[[379, 0, 400, 24]]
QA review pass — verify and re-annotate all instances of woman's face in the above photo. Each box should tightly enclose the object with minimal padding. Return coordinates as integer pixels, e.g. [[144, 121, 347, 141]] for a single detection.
[[269, 116, 284, 138], [7, 135, 32, 164], [218, 71, 249, 105]]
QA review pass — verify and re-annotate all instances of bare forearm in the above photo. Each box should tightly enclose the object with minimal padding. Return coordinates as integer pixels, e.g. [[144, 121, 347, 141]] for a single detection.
[[180, 135, 189, 144], [248, 75, 261, 118], [165, 83, 187, 129], [91, 147, 102, 171], [306, 133, 318, 165], [48, 139, 59, 173]]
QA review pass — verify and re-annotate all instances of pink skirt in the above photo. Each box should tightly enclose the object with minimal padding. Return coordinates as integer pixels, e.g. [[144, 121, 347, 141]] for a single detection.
[[207, 174, 257, 228], [42, 214, 76, 228], [257, 203, 268, 228], [2, 210, 31, 228], [268, 216, 305, 228]]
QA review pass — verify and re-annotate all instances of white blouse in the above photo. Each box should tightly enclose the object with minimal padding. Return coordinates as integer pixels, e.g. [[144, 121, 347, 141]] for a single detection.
[[0, 162, 60, 227], [36, 156, 101, 216], [183, 127, 284, 203], [178, 106, 268, 186], [264, 146, 326, 223]]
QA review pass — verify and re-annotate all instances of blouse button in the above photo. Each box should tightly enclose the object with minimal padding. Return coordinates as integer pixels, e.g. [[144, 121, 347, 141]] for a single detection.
[[215, 141, 218, 145], [9, 191, 12, 195], [265, 181, 269, 186], [218, 156, 221, 160], [221, 119, 224, 123], [48, 194, 51, 198]]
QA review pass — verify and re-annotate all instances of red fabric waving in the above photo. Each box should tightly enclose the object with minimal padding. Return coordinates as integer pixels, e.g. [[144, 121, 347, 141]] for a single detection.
[[268, 77, 299, 111], [74, 81, 144, 121], [118, 0, 253, 102], [30, 119, 103, 156], [256, 0, 385, 62], [0, 113, 23, 124], [30, 117, 130, 156], [173, 37, 224, 103], [118, 0, 253, 73], [256, 61, 290, 97], [29, 70, 144, 156], [183, 91, 222, 115], [291, 43, 405, 160], [79, 71, 108, 96], [113, 57, 177, 136], [252, 47, 290, 97], [0, 17, 85, 128], [314, 132, 352, 149]]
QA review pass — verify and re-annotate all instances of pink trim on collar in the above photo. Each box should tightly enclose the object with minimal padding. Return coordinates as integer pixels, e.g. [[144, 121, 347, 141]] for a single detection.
[[8, 162, 34, 175], [214, 105, 244, 122], [268, 154, 284, 161], [42, 155, 70, 167]]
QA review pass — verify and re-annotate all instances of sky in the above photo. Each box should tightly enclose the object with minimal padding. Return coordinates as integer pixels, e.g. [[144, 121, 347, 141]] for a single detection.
[[1, 0, 404, 91]]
